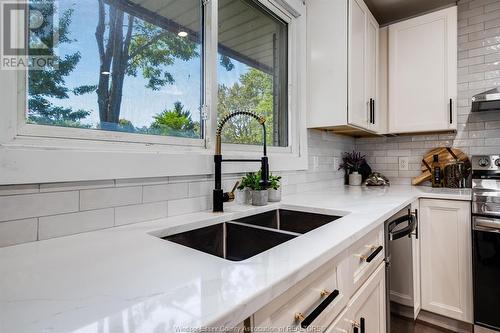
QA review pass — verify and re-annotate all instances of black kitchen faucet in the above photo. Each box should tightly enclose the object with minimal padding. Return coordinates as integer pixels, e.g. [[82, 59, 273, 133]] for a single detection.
[[213, 111, 270, 212]]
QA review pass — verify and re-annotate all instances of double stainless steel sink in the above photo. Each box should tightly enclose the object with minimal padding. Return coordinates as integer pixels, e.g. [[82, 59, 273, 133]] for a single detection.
[[163, 209, 342, 261]]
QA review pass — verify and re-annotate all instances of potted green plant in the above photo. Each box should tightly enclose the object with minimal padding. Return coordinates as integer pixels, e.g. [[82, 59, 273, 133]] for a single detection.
[[268, 174, 282, 202], [247, 171, 268, 206], [236, 174, 253, 204], [339, 151, 366, 186]]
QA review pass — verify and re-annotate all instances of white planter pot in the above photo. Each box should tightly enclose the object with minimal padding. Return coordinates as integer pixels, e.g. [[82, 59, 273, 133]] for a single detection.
[[349, 171, 362, 186], [236, 188, 252, 205], [252, 190, 268, 206], [268, 188, 282, 202]]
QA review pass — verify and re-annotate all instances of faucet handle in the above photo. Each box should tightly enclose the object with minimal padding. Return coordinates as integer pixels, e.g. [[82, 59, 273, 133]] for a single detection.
[[226, 181, 240, 202]]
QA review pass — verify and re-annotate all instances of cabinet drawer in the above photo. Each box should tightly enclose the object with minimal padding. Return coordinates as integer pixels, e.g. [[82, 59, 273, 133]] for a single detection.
[[348, 225, 384, 295], [253, 253, 350, 331]]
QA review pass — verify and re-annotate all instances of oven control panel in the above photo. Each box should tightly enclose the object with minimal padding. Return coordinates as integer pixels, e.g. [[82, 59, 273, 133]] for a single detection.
[[472, 155, 500, 171]]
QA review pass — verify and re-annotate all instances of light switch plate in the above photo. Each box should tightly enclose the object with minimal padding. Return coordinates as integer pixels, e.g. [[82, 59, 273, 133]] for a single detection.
[[399, 157, 409, 171]]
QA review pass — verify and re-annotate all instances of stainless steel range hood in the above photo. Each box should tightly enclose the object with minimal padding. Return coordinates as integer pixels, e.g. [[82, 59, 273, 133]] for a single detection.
[[472, 88, 500, 112]]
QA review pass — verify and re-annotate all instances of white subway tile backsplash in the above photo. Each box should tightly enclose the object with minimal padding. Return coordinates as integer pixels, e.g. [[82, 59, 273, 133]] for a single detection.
[[80, 187, 142, 211], [470, 0, 498, 9], [168, 196, 211, 217], [0, 184, 39, 196], [485, 17, 500, 28], [0, 219, 37, 247], [143, 183, 188, 203], [115, 202, 168, 226], [38, 209, 114, 240], [486, 2, 500, 12], [459, 22, 484, 35], [40, 180, 114, 193], [115, 177, 168, 187], [0, 192, 79, 222]]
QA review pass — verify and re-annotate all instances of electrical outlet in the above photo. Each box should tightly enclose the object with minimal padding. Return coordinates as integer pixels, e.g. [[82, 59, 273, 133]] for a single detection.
[[399, 157, 409, 171]]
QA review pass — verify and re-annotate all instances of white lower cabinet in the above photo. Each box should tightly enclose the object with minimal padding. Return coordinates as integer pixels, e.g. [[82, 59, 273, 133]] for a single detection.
[[253, 226, 386, 333], [420, 199, 473, 323], [327, 262, 386, 333], [253, 251, 350, 331]]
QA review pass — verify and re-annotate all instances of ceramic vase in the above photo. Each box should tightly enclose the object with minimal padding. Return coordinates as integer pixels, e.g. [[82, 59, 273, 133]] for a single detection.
[[349, 171, 362, 186], [236, 188, 252, 204], [268, 188, 282, 202], [252, 190, 269, 206]]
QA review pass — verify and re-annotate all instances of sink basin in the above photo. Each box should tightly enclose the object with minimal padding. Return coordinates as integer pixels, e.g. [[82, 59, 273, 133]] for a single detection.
[[233, 209, 342, 234], [162, 209, 342, 261], [163, 222, 297, 261]]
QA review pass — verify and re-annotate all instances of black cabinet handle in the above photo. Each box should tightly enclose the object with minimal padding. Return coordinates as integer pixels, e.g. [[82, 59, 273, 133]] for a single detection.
[[360, 317, 365, 333], [365, 245, 383, 263], [300, 290, 340, 329], [369, 98, 373, 124], [354, 327, 359, 333], [372, 100, 375, 124], [449, 98, 453, 124]]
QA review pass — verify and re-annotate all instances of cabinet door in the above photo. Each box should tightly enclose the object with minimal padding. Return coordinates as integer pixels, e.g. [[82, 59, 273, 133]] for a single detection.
[[388, 6, 457, 134], [420, 199, 472, 323], [348, 0, 368, 129], [389, 201, 421, 320], [307, 0, 348, 128], [345, 263, 386, 333]]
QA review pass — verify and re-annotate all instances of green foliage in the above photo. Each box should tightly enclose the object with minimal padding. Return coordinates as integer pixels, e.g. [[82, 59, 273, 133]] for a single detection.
[[239, 170, 271, 191], [218, 68, 274, 145], [127, 21, 199, 91], [269, 174, 282, 190], [150, 101, 199, 138], [27, 1, 91, 128], [220, 55, 234, 71]]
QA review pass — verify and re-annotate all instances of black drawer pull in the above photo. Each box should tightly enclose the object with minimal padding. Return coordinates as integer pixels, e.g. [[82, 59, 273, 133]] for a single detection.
[[300, 289, 340, 329], [365, 245, 383, 263]]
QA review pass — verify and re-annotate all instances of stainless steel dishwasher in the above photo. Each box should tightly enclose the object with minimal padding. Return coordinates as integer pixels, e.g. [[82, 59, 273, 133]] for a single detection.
[[384, 205, 419, 333]]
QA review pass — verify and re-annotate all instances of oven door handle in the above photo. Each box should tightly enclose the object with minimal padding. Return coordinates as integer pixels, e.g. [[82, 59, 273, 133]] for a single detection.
[[474, 216, 500, 233]]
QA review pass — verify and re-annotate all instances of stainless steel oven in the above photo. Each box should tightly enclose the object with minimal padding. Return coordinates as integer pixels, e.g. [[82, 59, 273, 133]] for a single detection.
[[472, 155, 500, 333]]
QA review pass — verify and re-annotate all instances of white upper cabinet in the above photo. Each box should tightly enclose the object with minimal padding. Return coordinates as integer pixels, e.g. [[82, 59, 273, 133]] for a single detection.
[[388, 6, 457, 134], [307, 0, 381, 133]]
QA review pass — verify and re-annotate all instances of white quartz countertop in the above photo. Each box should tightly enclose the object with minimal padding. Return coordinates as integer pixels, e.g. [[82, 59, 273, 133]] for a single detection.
[[0, 186, 471, 333]]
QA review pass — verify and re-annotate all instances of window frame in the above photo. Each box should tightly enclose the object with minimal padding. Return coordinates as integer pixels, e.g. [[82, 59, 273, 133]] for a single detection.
[[0, 0, 307, 185]]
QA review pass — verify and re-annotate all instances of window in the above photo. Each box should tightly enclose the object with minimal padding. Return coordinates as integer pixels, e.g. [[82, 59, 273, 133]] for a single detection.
[[217, 0, 288, 147], [27, 0, 203, 139], [0, 0, 306, 184]]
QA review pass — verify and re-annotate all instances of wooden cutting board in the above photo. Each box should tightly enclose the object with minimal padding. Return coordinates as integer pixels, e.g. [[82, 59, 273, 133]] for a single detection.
[[412, 147, 470, 186]]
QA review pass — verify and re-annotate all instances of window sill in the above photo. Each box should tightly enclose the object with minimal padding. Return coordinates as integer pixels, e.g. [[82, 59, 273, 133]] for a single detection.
[[0, 136, 307, 185]]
